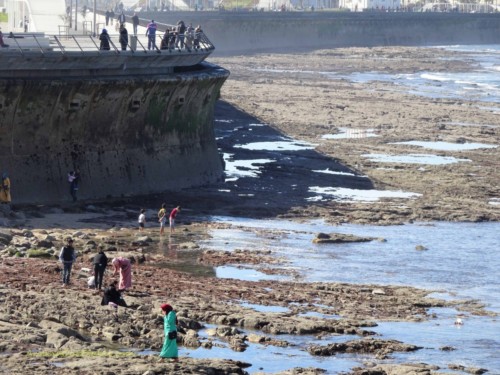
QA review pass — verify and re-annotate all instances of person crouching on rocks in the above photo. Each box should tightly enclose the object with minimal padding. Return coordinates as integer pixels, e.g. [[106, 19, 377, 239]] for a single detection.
[[160, 303, 178, 361], [111, 256, 132, 290], [101, 280, 127, 320]]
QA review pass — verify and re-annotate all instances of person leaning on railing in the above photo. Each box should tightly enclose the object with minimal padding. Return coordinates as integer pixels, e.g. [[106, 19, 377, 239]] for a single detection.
[[160, 28, 170, 50], [119, 23, 128, 51], [0, 28, 9, 48], [99, 29, 111, 50], [146, 20, 157, 50], [194, 25, 202, 50]]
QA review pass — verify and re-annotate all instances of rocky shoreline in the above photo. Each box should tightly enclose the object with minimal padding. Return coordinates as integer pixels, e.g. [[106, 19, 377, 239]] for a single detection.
[[0, 46, 498, 374], [0, 202, 493, 375]]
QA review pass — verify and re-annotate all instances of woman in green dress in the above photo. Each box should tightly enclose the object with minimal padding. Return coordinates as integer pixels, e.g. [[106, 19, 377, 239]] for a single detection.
[[159, 303, 178, 361]]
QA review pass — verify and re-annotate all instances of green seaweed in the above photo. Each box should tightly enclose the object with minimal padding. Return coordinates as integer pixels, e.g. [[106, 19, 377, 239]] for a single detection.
[[27, 349, 136, 359], [26, 249, 52, 258]]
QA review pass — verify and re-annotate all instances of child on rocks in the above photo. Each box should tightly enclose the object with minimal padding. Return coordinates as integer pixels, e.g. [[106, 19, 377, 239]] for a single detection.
[[138, 209, 146, 231]]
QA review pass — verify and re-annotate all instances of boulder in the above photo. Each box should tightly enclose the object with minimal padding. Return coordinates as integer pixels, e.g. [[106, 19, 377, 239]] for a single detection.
[[313, 233, 375, 244], [39, 320, 89, 341], [0, 229, 13, 245], [36, 239, 54, 249], [45, 331, 69, 349]]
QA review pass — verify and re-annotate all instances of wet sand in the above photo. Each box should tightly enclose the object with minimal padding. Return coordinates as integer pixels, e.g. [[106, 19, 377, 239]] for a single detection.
[[211, 46, 500, 224], [0, 46, 498, 374]]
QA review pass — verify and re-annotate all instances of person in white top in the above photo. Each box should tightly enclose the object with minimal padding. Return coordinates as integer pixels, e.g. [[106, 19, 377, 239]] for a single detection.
[[138, 209, 146, 231]]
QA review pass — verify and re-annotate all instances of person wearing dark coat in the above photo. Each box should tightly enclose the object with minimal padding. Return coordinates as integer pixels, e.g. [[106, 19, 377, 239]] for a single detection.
[[99, 29, 110, 50], [101, 280, 127, 319], [132, 13, 139, 35], [93, 247, 108, 290], [119, 24, 128, 51], [105, 10, 111, 26], [160, 29, 170, 50]]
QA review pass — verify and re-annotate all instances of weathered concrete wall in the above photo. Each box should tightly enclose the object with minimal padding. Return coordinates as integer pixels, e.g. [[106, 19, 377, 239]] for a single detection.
[[136, 12, 500, 54], [0, 62, 229, 203]]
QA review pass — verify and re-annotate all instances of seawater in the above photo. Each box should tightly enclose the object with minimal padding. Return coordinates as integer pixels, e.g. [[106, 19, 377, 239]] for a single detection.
[[195, 218, 500, 374], [332, 44, 500, 104], [180, 45, 500, 374]]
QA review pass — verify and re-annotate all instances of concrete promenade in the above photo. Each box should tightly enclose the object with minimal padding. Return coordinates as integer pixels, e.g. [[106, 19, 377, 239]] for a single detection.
[[131, 11, 500, 54]]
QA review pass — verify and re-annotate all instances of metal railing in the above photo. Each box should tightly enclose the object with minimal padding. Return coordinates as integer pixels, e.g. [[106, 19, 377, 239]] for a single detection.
[[1, 31, 215, 56]]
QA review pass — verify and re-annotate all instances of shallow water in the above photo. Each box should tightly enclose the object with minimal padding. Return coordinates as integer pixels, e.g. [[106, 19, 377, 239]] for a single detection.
[[308, 186, 421, 202], [191, 45, 500, 373], [362, 153, 471, 165], [332, 45, 500, 103], [391, 141, 498, 151], [197, 218, 500, 373]]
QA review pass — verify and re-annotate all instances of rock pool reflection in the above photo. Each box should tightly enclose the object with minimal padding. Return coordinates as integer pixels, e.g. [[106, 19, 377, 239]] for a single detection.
[[200, 217, 500, 373]]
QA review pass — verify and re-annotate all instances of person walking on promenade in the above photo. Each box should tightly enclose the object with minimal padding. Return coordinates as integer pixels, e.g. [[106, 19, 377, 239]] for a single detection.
[[146, 19, 157, 50], [159, 303, 179, 361], [99, 29, 110, 50], [59, 237, 77, 286], [93, 246, 108, 290], [0, 172, 11, 204], [105, 10, 111, 26], [169, 206, 180, 234], [110, 10, 115, 26], [138, 208, 146, 230], [118, 11, 126, 24], [111, 257, 132, 290], [132, 13, 139, 35], [158, 203, 167, 235], [119, 23, 128, 51]]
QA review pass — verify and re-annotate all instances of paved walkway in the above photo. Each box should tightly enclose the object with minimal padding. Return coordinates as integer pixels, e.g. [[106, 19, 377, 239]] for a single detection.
[[28, 0, 66, 34]]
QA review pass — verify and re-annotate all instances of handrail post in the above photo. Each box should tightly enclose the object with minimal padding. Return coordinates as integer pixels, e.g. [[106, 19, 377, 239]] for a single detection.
[[11, 36, 25, 57], [32, 35, 45, 56], [71, 35, 84, 54], [53, 35, 66, 54], [89, 34, 100, 52]]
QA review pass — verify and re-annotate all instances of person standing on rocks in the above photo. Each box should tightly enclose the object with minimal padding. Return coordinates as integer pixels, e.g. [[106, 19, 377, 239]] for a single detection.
[[159, 303, 178, 361], [67, 170, 80, 202], [93, 246, 108, 290], [158, 203, 167, 235], [0, 172, 11, 204], [138, 208, 146, 231], [59, 237, 77, 286], [111, 257, 132, 290], [169, 206, 180, 234]]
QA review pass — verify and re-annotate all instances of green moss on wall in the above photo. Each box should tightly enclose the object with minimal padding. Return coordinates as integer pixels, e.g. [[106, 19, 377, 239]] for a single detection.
[[146, 97, 164, 128]]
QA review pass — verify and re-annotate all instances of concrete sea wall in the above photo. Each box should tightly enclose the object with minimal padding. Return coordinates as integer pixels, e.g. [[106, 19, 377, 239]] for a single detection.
[[0, 62, 229, 203], [138, 12, 500, 54]]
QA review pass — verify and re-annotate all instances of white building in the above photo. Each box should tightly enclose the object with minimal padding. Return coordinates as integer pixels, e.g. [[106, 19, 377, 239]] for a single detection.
[[341, 0, 401, 11]]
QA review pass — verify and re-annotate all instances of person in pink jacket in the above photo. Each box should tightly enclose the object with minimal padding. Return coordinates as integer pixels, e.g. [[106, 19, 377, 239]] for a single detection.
[[112, 257, 132, 290]]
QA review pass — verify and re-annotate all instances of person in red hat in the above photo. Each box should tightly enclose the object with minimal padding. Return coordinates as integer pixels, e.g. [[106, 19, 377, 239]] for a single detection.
[[159, 303, 178, 361]]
